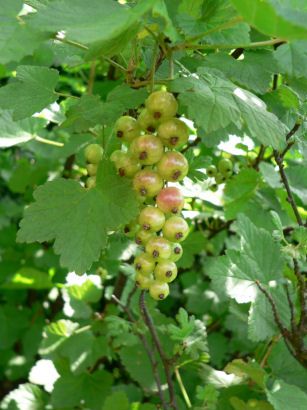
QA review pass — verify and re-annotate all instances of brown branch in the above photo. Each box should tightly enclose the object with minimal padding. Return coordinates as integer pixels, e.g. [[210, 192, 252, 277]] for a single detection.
[[139, 291, 178, 410], [293, 259, 306, 332], [181, 137, 201, 153], [252, 144, 266, 170], [112, 294, 167, 409], [255, 281, 297, 360], [284, 283, 296, 333], [87, 61, 96, 95], [274, 150, 303, 226], [231, 48, 244, 59]]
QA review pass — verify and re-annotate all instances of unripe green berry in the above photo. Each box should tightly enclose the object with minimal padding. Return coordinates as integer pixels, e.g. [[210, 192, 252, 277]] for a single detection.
[[209, 183, 218, 192], [145, 91, 178, 121], [85, 176, 96, 189], [145, 237, 172, 260], [156, 187, 184, 214], [135, 273, 153, 290], [133, 170, 163, 198], [157, 151, 189, 182], [137, 109, 160, 133], [169, 243, 183, 262], [135, 229, 156, 246], [86, 163, 98, 176], [218, 158, 233, 175], [84, 144, 103, 164], [154, 260, 178, 283], [139, 206, 165, 232], [115, 116, 140, 143], [206, 165, 217, 177], [134, 253, 155, 276], [130, 135, 164, 165], [149, 280, 169, 300], [123, 220, 139, 238], [157, 118, 189, 148], [214, 173, 226, 184], [163, 216, 189, 242], [110, 150, 140, 177]]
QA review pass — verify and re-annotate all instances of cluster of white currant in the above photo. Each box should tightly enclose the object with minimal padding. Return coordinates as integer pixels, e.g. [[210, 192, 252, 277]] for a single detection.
[[110, 90, 190, 301]]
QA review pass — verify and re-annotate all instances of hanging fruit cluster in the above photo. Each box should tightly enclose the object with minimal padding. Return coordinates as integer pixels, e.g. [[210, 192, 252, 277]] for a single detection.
[[84, 143, 103, 188], [206, 158, 234, 191], [110, 90, 190, 301]]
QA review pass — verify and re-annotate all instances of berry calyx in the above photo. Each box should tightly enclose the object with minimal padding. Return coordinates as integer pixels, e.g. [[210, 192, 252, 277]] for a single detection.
[[155, 260, 178, 283], [162, 216, 189, 242], [145, 237, 172, 260], [123, 220, 139, 238], [218, 158, 233, 175], [169, 243, 183, 262], [133, 170, 163, 198], [114, 116, 140, 143], [135, 273, 153, 290], [110, 150, 140, 177], [138, 206, 165, 232], [206, 165, 217, 177], [86, 163, 98, 176], [157, 152, 189, 182], [145, 91, 178, 121], [130, 135, 164, 165], [157, 118, 189, 148], [84, 144, 103, 164], [156, 187, 184, 214], [137, 109, 160, 133], [149, 281, 170, 300], [134, 253, 155, 276], [135, 229, 156, 246]]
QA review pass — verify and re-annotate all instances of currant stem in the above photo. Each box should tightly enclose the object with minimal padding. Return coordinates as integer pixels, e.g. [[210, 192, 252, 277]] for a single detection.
[[139, 291, 179, 410]]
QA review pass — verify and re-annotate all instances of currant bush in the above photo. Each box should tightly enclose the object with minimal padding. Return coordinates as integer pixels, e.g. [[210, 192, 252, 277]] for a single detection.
[[107, 89, 191, 300]]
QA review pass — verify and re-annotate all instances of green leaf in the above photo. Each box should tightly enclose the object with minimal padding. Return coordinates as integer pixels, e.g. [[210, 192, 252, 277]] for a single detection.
[[0, 66, 59, 120], [231, 0, 307, 40], [0, 305, 30, 349], [207, 215, 284, 303], [0, 0, 47, 65], [63, 273, 103, 319], [102, 392, 130, 410], [177, 231, 207, 269], [285, 165, 307, 205], [32, 0, 155, 58], [167, 308, 208, 360], [51, 369, 113, 409], [275, 41, 307, 78], [248, 287, 291, 342], [17, 159, 139, 273], [0, 110, 46, 148], [62, 95, 121, 132], [201, 50, 277, 94], [225, 359, 266, 388], [268, 341, 307, 392], [170, 72, 287, 149], [0, 267, 53, 290], [265, 379, 307, 410], [224, 168, 261, 220], [0, 383, 48, 410]]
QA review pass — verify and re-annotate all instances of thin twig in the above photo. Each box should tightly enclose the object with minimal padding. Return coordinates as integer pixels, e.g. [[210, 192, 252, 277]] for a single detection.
[[181, 137, 201, 153], [87, 61, 96, 95], [173, 38, 286, 52], [126, 284, 137, 309], [174, 367, 192, 408], [139, 291, 178, 410], [293, 259, 306, 331], [34, 136, 64, 147], [112, 294, 167, 409], [260, 335, 281, 368]]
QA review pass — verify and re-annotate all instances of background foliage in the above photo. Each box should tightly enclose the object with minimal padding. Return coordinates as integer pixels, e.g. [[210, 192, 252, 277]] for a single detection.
[[0, 1, 306, 409]]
